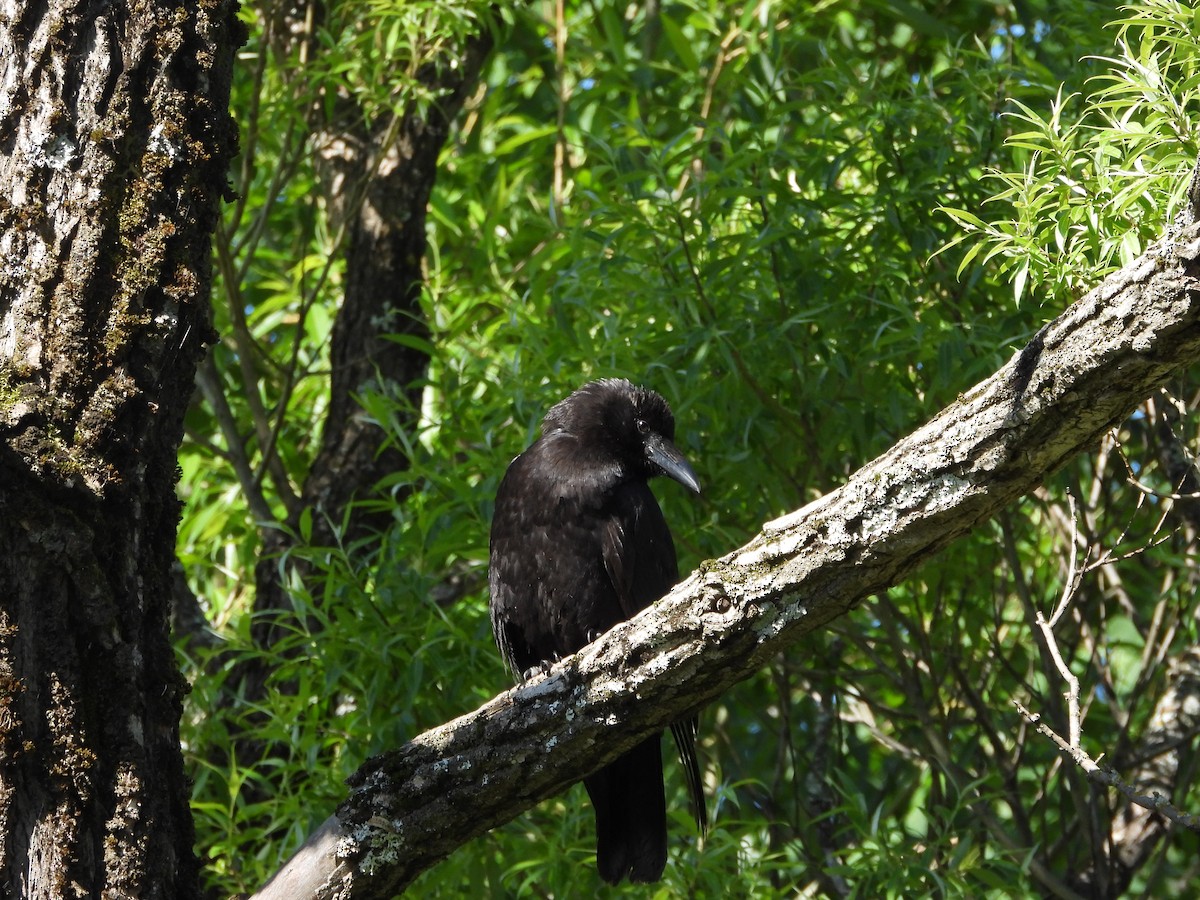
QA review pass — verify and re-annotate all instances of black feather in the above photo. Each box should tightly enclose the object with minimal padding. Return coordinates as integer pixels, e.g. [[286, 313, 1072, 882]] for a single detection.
[[488, 378, 704, 884]]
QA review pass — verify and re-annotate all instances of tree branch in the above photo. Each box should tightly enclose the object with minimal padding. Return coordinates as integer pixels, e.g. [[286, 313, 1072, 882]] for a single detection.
[[1071, 645, 1200, 895], [255, 205, 1200, 897], [1012, 698, 1200, 837]]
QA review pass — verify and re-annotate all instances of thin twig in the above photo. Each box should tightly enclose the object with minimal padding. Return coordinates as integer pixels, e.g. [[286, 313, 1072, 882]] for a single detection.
[[1036, 491, 1084, 747], [1014, 701, 1200, 834]]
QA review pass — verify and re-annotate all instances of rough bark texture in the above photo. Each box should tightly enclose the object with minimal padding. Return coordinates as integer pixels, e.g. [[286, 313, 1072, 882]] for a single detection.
[[0, 1, 241, 896], [254, 198, 1200, 897]]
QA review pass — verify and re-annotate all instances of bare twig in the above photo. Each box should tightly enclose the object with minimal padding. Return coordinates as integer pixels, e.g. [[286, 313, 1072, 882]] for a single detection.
[[1034, 492, 1085, 747], [1013, 701, 1200, 834]]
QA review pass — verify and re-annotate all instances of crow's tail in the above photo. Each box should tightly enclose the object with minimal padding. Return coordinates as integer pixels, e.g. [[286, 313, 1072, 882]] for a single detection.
[[585, 735, 667, 884], [671, 716, 707, 835]]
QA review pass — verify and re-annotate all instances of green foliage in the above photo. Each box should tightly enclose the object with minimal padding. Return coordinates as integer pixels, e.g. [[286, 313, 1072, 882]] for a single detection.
[[940, 0, 1200, 304], [180, 0, 1200, 896]]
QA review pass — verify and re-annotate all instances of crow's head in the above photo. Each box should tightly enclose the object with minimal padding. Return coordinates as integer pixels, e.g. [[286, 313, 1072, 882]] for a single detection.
[[543, 378, 700, 493]]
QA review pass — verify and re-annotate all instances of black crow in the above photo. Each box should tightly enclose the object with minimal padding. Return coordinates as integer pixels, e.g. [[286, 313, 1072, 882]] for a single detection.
[[488, 378, 705, 884]]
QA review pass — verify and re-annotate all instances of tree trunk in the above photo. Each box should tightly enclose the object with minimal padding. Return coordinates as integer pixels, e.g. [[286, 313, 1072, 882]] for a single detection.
[[245, 2, 493, 644], [0, 1, 241, 896], [217, 6, 495, 818]]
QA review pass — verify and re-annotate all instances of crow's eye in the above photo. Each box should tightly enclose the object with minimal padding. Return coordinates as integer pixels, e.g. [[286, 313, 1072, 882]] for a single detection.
[[635, 418, 650, 436]]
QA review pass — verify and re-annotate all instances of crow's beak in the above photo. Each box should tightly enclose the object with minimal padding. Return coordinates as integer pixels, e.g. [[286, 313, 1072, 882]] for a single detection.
[[646, 434, 701, 494]]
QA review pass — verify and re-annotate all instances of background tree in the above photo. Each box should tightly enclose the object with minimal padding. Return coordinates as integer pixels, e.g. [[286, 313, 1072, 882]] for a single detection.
[[0, 1, 241, 897], [177, 0, 1200, 897]]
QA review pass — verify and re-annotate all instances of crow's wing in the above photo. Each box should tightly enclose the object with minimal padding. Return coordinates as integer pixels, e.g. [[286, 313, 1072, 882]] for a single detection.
[[600, 481, 677, 619]]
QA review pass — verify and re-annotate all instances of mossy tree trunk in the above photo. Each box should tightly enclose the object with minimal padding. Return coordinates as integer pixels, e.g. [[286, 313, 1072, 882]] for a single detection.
[[0, 1, 241, 896]]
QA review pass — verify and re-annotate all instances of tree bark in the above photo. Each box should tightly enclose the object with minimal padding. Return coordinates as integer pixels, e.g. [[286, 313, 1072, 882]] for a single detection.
[[253, 177, 1200, 898], [0, 1, 241, 896]]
